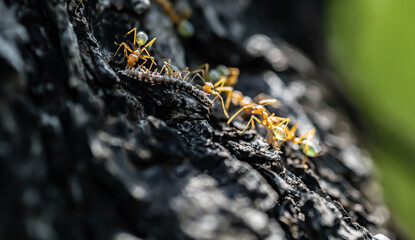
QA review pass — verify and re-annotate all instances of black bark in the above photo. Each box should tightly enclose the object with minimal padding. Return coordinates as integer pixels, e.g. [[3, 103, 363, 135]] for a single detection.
[[0, 0, 395, 239]]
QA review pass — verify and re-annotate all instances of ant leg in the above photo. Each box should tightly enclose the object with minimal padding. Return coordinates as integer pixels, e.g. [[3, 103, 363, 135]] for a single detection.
[[241, 115, 262, 133], [190, 69, 207, 83], [191, 63, 209, 81], [139, 57, 148, 67], [107, 42, 133, 63], [176, 67, 190, 81], [301, 156, 309, 169], [273, 116, 290, 123], [227, 67, 240, 86], [215, 86, 234, 110], [139, 55, 156, 69], [227, 104, 256, 124], [160, 64, 169, 75], [136, 37, 157, 67], [276, 118, 290, 128], [142, 37, 157, 50], [296, 129, 316, 143], [241, 116, 256, 133], [258, 99, 279, 107], [139, 56, 157, 70], [125, 28, 137, 49], [190, 72, 206, 84], [263, 128, 273, 151], [182, 71, 191, 81], [277, 126, 293, 148], [213, 77, 226, 88], [210, 78, 227, 101], [289, 123, 298, 136], [225, 90, 233, 110], [141, 47, 154, 60], [163, 61, 175, 76], [173, 69, 191, 98], [148, 56, 157, 70], [212, 92, 229, 118]]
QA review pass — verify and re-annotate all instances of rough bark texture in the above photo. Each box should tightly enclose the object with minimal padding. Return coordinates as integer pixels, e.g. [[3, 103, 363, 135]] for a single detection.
[[0, 0, 395, 239]]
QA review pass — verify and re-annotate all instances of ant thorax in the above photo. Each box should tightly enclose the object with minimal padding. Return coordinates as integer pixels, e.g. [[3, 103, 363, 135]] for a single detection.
[[268, 116, 280, 125], [252, 105, 265, 115]]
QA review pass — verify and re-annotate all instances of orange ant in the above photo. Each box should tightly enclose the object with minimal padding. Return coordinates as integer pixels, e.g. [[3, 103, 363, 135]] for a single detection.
[[190, 64, 241, 111], [227, 90, 252, 109], [227, 97, 280, 125], [159, 61, 191, 80], [208, 65, 240, 110], [227, 100, 290, 150], [281, 123, 319, 166], [151, 61, 230, 118], [108, 28, 157, 70], [199, 80, 231, 118], [190, 64, 244, 118], [155, 0, 195, 37]]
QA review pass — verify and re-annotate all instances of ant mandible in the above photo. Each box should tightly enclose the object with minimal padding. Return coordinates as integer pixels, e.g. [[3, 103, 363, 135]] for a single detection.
[[109, 28, 157, 70]]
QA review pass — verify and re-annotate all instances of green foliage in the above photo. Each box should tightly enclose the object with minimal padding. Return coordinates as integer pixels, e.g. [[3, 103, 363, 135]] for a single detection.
[[327, 0, 415, 236]]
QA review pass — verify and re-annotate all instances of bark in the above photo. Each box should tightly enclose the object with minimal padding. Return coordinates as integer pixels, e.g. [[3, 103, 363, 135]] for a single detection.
[[0, 0, 394, 239]]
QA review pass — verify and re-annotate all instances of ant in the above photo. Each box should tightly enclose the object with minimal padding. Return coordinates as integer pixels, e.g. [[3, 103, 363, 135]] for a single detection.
[[191, 64, 245, 118], [155, 0, 195, 37], [208, 65, 240, 87], [227, 100, 290, 150], [191, 64, 241, 111], [227, 97, 280, 125], [159, 61, 191, 80], [158, 61, 193, 98], [281, 123, 319, 166], [152, 61, 230, 118], [208, 65, 240, 110], [226, 90, 252, 109], [198, 80, 231, 118], [109, 28, 157, 70]]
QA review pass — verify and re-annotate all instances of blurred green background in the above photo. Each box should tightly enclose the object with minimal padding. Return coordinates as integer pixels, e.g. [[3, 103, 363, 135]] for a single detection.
[[327, 0, 415, 237]]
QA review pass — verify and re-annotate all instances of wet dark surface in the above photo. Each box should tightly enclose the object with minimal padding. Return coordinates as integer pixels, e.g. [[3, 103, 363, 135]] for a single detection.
[[0, 0, 395, 239]]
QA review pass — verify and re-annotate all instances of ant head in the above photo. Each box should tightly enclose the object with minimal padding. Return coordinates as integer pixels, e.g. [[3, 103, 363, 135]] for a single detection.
[[300, 140, 320, 157], [136, 31, 148, 46], [203, 82, 214, 93], [272, 125, 287, 141]]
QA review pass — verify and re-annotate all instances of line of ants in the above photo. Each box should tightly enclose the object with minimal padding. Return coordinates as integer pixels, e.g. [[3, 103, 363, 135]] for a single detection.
[[108, 28, 320, 167]]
